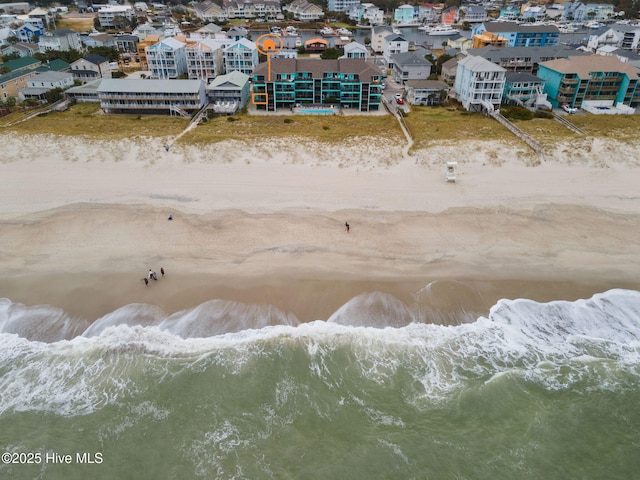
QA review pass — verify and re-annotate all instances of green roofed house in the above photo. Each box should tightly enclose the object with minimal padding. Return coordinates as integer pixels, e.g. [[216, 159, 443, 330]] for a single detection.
[[252, 58, 384, 112], [206, 71, 250, 113], [0, 55, 41, 73], [0, 56, 42, 100]]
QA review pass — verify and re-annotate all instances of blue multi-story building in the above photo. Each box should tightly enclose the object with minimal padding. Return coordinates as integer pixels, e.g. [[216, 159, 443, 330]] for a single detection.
[[472, 21, 560, 47], [537, 54, 640, 108], [252, 58, 384, 112]]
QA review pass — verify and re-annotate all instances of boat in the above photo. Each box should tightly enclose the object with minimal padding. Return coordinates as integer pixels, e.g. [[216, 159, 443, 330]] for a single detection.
[[319, 26, 336, 36], [336, 28, 352, 36], [421, 24, 460, 36], [284, 26, 299, 36], [270, 26, 282, 35], [585, 21, 604, 29]]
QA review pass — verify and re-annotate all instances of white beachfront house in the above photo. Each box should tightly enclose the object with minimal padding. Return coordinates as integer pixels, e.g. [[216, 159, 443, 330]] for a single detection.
[[454, 55, 506, 112]]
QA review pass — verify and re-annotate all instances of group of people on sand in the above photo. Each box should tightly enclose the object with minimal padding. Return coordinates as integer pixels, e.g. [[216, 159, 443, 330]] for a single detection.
[[143, 267, 165, 286]]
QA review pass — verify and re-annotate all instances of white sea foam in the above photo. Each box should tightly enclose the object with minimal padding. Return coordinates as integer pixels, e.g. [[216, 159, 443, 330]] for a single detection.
[[0, 289, 639, 416]]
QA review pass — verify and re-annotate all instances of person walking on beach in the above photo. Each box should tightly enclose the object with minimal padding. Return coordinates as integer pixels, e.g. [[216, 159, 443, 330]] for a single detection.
[[148, 269, 153, 280], [144, 277, 149, 286], [161, 267, 165, 277], [345, 221, 350, 233]]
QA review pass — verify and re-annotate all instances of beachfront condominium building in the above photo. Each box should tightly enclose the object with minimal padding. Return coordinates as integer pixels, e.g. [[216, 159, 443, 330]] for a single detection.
[[327, 0, 360, 13], [454, 55, 506, 112], [472, 22, 560, 47], [251, 58, 384, 112], [223, 38, 259, 75], [97, 79, 207, 114], [146, 37, 188, 79], [537, 54, 640, 109]]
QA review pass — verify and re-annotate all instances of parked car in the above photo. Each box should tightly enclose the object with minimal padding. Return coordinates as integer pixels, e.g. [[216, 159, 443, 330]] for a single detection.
[[562, 103, 577, 114], [395, 93, 404, 105]]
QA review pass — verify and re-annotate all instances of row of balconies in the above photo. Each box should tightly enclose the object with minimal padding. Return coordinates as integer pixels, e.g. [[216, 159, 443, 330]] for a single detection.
[[99, 94, 201, 101], [100, 101, 201, 109]]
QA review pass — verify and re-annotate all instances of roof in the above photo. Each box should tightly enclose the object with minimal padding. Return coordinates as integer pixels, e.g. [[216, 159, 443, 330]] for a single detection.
[[405, 79, 449, 89], [151, 37, 186, 49], [458, 55, 506, 72], [466, 45, 587, 63], [504, 72, 543, 83], [0, 68, 36, 84], [82, 54, 109, 65], [539, 54, 640, 78], [208, 71, 249, 88], [37, 59, 71, 72], [46, 28, 78, 37], [87, 33, 115, 43], [1, 56, 40, 72], [305, 37, 327, 45], [97, 79, 204, 94], [483, 21, 560, 34], [391, 51, 431, 66], [442, 57, 459, 69], [253, 58, 383, 83], [30, 71, 73, 82], [66, 79, 103, 95]]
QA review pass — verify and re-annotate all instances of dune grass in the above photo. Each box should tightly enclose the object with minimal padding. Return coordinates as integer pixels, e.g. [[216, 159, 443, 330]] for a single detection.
[[2, 103, 188, 138], [178, 113, 405, 145], [3, 102, 639, 150], [404, 106, 523, 150]]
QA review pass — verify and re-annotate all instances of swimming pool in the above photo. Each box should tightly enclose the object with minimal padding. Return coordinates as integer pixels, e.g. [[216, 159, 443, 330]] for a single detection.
[[296, 108, 336, 115]]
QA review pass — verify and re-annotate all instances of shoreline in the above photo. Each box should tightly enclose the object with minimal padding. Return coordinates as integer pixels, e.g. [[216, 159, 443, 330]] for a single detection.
[[1, 134, 640, 334], [1, 203, 638, 331]]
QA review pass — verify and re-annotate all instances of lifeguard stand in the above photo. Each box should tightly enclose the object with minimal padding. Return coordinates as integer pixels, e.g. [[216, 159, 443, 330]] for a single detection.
[[445, 162, 457, 182]]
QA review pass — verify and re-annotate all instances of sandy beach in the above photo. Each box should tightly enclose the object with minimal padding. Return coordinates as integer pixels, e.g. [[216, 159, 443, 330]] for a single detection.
[[1, 132, 639, 331]]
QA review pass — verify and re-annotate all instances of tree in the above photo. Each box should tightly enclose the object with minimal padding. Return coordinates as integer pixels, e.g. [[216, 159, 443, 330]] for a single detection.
[[1, 52, 20, 62], [320, 47, 343, 59], [88, 46, 120, 62], [6, 35, 19, 45], [44, 87, 64, 104], [0, 66, 10, 74]]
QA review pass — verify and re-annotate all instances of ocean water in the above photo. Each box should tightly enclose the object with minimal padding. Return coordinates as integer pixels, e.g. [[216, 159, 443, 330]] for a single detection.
[[1, 289, 639, 479]]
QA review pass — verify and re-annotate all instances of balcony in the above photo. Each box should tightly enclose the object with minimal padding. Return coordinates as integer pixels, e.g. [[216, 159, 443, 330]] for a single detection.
[[558, 86, 576, 95]]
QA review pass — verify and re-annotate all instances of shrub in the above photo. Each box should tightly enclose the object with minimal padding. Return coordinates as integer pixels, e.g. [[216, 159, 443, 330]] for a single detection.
[[534, 111, 554, 119], [501, 105, 534, 121]]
